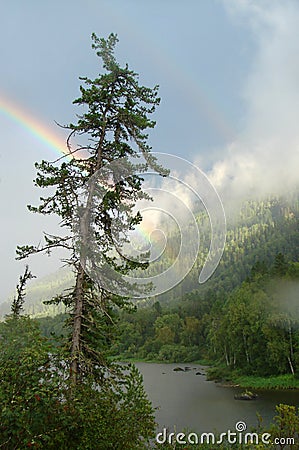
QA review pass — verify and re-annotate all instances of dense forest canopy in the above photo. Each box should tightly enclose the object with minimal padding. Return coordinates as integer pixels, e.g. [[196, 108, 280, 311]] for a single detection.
[[34, 193, 299, 380], [3, 193, 297, 315]]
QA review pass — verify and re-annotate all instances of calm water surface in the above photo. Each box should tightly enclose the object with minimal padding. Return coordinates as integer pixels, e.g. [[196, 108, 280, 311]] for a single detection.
[[136, 362, 299, 434]]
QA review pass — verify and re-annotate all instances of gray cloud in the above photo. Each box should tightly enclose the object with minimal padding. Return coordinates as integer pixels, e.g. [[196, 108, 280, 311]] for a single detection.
[[209, 0, 299, 200]]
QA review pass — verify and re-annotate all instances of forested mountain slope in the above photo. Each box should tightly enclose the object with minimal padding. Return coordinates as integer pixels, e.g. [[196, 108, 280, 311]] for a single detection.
[[1, 195, 298, 318], [142, 195, 299, 305], [6, 195, 298, 377], [112, 256, 299, 374], [0, 267, 73, 318]]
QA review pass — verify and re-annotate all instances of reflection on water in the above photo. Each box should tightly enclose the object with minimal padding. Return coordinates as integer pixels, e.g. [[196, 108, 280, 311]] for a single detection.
[[136, 362, 299, 434]]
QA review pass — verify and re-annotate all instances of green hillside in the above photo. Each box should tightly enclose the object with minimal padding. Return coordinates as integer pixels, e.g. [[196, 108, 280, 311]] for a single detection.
[[141, 194, 299, 305], [0, 267, 73, 318], [2, 194, 298, 320], [1, 190, 298, 391]]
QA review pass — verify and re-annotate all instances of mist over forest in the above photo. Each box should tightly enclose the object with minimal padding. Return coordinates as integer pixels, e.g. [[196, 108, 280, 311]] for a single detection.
[[1, 1, 299, 448]]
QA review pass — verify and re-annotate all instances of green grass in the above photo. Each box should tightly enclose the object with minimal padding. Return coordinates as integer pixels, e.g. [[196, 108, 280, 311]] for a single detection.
[[207, 365, 299, 390], [235, 374, 299, 390]]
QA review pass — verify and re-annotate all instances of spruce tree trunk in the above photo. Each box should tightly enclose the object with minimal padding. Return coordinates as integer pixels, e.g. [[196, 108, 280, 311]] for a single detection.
[[70, 196, 95, 383], [70, 135, 105, 384], [70, 265, 85, 384]]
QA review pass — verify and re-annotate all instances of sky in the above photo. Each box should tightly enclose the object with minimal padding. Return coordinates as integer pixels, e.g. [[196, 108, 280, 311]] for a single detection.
[[0, 0, 298, 300]]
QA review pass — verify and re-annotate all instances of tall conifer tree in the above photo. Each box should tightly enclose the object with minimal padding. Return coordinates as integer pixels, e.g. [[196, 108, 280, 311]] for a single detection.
[[17, 33, 163, 384]]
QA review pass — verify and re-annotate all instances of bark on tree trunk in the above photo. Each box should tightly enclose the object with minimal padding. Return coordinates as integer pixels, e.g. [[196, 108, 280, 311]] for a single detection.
[[70, 265, 85, 384], [243, 332, 250, 365], [288, 355, 295, 376], [224, 346, 229, 366], [288, 320, 294, 359], [70, 127, 105, 385]]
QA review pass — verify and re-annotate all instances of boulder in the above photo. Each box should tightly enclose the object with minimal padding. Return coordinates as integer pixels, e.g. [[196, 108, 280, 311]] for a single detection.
[[234, 390, 258, 401]]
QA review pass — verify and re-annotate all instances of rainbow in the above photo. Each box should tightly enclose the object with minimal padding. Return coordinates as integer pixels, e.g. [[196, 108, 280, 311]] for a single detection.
[[133, 217, 155, 244], [0, 94, 71, 160], [0, 93, 161, 244], [103, 6, 235, 143], [130, 213, 166, 259]]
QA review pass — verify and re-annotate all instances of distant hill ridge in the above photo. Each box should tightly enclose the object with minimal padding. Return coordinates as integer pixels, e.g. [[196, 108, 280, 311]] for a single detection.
[[0, 267, 74, 318], [1, 194, 298, 318]]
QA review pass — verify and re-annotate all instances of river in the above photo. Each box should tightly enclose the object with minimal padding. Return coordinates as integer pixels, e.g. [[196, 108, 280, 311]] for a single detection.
[[136, 362, 299, 434]]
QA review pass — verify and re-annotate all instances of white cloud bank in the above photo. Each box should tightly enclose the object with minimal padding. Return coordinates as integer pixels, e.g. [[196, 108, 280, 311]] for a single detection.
[[209, 0, 299, 200]]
